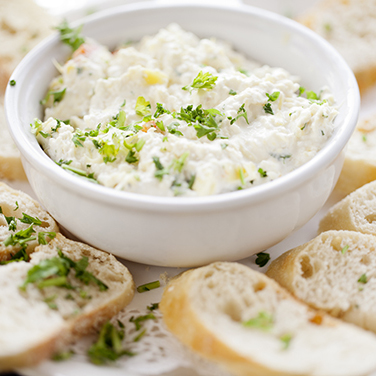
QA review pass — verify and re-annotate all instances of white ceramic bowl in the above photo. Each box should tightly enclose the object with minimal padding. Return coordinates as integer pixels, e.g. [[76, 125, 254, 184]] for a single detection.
[[5, 2, 359, 267]]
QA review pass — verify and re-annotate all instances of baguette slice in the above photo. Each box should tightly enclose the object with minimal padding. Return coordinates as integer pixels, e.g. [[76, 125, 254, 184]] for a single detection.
[[320, 180, 376, 234], [160, 262, 376, 376], [0, 233, 135, 371], [299, 0, 376, 94], [267, 230, 376, 333], [0, 182, 59, 261], [334, 117, 376, 197]]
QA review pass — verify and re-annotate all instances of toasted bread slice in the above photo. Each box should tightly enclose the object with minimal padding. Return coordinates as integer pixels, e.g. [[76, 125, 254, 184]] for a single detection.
[[0, 233, 135, 371], [0, 182, 59, 261], [334, 117, 376, 197], [299, 0, 376, 94], [267, 230, 376, 334], [160, 262, 376, 376], [320, 180, 376, 234]]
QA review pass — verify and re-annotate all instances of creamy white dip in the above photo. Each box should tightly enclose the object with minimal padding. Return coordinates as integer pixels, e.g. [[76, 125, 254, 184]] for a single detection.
[[34, 24, 337, 197]]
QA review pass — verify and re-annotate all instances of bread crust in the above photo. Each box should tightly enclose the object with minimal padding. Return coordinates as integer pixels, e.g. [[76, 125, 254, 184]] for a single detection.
[[160, 267, 293, 376], [0, 233, 135, 371]]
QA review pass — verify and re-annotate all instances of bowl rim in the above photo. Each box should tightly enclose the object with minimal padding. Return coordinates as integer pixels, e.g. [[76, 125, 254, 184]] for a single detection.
[[5, 1, 360, 213]]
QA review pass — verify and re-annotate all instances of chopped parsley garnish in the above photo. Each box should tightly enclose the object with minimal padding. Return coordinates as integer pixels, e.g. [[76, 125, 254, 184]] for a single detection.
[[298, 87, 305, 96], [263, 91, 280, 115], [156, 121, 165, 132], [125, 150, 138, 164], [130, 313, 156, 331], [99, 142, 118, 164], [172, 152, 189, 173], [9, 79, 16, 86], [266, 92, 280, 102], [56, 20, 85, 52], [51, 120, 61, 132], [19, 213, 42, 226], [4, 225, 36, 250], [22, 248, 108, 293], [188, 174, 196, 190], [239, 168, 245, 186], [258, 168, 268, 178], [137, 280, 160, 293], [243, 311, 273, 330], [0, 248, 30, 265], [221, 143, 228, 149], [167, 122, 183, 137], [306, 91, 319, 101], [52, 350, 75, 362], [154, 103, 171, 118], [40, 88, 66, 106], [362, 134, 367, 142], [229, 89, 237, 95], [238, 68, 249, 76], [147, 302, 159, 311], [280, 333, 293, 350], [358, 274, 368, 284], [133, 329, 146, 342], [341, 245, 349, 255], [88, 321, 134, 365], [135, 96, 151, 116], [152, 157, 169, 180], [182, 71, 218, 91], [263, 102, 274, 115], [229, 103, 249, 125], [0, 207, 17, 231], [72, 133, 85, 147], [59, 164, 98, 184], [14, 201, 19, 211], [38, 231, 57, 245], [255, 251, 270, 267]]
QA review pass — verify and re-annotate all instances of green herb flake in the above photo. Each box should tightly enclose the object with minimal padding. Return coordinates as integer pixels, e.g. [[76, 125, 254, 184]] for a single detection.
[[255, 251, 270, 267], [238, 68, 249, 76], [221, 143, 228, 149], [154, 103, 171, 118], [38, 231, 57, 245], [229, 89, 237, 96], [263, 102, 274, 115], [156, 121, 165, 132], [266, 91, 280, 102], [358, 274, 368, 284], [135, 96, 151, 116], [72, 133, 86, 147], [137, 280, 160, 293], [258, 168, 268, 178], [52, 350, 75, 362], [0, 207, 17, 231], [44, 295, 58, 310], [126, 150, 138, 164], [280, 333, 293, 350], [341, 245, 349, 255], [362, 134, 367, 142], [135, 139, 145, 152], [19, 213, 42, 226], [306, 91, 319, 101], [56, 20, 85, 51], [40, 88, 66, 106], [239, 168, 245, 186], [152, 157, 169, 181], [4, 225, 36, 251], [182, 71, 218, 91], [14, 201, 19, 211], [298, 87, 305, 97], [0, 248, 30, 265], [147, 303, 159, 311], [130, 313, 156, 331], [173, 152, 189, 173], [188, 174, 196, 190], [9, 80, 16, 86], [88, 321, 133, 365], [243, 311, 273, 331], [324, 23, 332, 32]]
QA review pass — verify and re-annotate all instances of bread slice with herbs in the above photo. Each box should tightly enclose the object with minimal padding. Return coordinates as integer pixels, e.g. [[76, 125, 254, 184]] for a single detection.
[[0, 182, 59, 262], [319, 180, 376, 235], [160, 261, 376, 376], [0, 233, 135, 371], [299, 0, 376, 94], [266, 230, 376, 334], [334, 117, 376, 197]]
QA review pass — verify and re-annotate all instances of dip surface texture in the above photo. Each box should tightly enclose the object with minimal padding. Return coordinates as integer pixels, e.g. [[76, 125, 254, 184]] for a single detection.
[[35, 24, 337, 197]]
